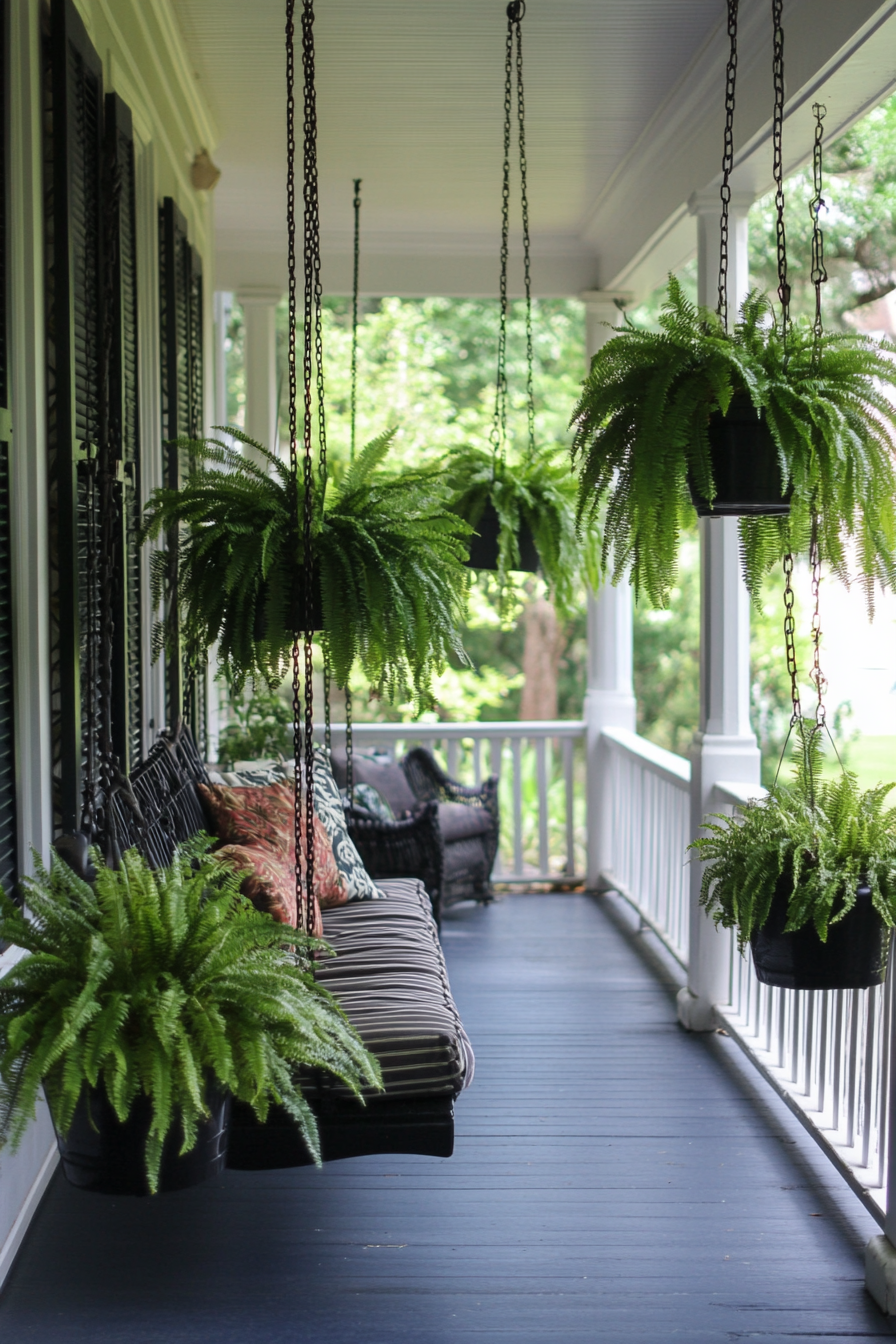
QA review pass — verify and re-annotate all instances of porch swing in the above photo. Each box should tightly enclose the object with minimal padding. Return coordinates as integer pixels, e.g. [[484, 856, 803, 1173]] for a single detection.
[[47, 0, 474, 1185]]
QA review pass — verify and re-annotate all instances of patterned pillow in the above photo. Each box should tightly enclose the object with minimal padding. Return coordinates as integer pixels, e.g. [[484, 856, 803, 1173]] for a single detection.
[[215, 842, 325, 935], [312, 749, 383, 902], [199, 780, 348, 912], [346, 781, 395, 822]]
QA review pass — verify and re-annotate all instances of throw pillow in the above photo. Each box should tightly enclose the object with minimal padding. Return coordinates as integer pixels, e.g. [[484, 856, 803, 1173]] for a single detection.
[[346, 781, 395, 822], [312, 748, 383, 902], [215, 842, 324, 935], [199, 780, 348, 911]]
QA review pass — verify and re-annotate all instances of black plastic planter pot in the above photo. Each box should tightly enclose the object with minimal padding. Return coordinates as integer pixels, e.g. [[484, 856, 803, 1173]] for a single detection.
[[253, 567, 323, 641], [55, 1083, 230, 1196], [750, 878, 890, 991], [465, 499, 539, 573], [688, 391, 792, 517]]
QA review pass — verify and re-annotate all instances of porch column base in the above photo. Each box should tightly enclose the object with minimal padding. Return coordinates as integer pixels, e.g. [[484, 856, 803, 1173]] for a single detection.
[[676, 986, 718, 1033], [866, 1236, 896, 1314]]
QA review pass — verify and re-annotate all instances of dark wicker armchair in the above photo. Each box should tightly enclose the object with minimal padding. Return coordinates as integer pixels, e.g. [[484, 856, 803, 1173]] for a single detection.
[[331, 747, 500, 920]]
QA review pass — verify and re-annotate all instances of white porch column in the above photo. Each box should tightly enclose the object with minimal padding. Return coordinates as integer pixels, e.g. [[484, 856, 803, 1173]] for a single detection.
[[677, 190, 761, 1031], [581, 291, 636, 888], [238, 288, 281, 460]]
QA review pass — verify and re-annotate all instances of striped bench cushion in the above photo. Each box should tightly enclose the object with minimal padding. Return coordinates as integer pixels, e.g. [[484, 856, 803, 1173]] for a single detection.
[[318, 878, 474, 1098]]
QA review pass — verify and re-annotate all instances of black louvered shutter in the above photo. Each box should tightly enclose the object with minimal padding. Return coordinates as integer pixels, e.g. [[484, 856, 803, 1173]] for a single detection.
[[46, 0, 104, 835], [159, 200, 207, 752], [0, 0, 17, 897], [106, 93, 142, 774]]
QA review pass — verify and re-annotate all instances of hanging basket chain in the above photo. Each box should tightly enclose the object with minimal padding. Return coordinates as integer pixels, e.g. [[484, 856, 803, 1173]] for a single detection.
[[300, 0, 322, 934], [513, 8, 535, 459], [809, 513, 827, 739], [717, 0, 738, 330], [350, 179, 362, 464], [771, 0, 790, 332], [491, 8, 515, 467], [809, 103, 828, 346]]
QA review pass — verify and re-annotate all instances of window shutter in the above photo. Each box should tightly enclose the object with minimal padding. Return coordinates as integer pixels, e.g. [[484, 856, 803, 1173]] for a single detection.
[[47, 0, 104, 835], [159, 200, 207, 752], [105, 93, 142, 774], [0, 0, 17, 898]]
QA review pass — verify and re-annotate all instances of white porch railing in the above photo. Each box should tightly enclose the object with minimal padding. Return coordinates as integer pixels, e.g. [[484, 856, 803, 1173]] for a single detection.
[[320, 720, 586, 886], [597, 737, 892, 1225], [599, 726, 691, 966]]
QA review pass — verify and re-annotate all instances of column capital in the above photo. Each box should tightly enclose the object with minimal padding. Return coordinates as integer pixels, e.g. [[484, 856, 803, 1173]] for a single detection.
[[236, 286, 283, 308], [688, 187, 755, 218]]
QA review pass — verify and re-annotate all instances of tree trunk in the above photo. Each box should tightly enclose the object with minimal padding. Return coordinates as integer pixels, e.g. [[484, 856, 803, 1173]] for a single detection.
[[520, 596, 566, 721]]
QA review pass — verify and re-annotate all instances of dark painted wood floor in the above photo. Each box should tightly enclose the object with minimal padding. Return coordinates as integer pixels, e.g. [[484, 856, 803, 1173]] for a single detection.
[[1, 892, 893, 1343]]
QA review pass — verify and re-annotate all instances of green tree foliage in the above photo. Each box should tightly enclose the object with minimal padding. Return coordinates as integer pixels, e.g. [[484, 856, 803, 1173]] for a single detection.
[[218, 688, 294, 767], [692, 727, 896, 948], [0, 841, 380, 1192]]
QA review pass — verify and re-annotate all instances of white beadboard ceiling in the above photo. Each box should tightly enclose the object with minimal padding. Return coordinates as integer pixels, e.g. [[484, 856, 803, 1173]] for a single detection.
[[171, 0, 896, 297]]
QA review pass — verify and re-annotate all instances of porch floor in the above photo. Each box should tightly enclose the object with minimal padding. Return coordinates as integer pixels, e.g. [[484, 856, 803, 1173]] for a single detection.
[[0, 892, 893, 1343]]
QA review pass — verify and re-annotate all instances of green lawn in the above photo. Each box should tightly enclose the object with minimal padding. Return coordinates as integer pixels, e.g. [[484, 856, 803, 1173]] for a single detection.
[[819, 735, 896, 791]]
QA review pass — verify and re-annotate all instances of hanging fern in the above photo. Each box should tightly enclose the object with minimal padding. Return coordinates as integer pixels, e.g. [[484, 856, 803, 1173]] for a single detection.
[[0, 840, 381, 1193], [691, 726, 896, 950], [571, 276, 896, 608], [141, 429, 471, 707], [447, 443, 599, 619]]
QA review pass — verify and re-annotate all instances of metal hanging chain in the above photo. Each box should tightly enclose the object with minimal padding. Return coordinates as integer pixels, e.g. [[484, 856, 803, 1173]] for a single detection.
[[514, 8, 535, 460], [322, 638, 332, 753], [782, 551, 802, 729], [350, 178, 362, 463], [717, 0, 739, 330], [300, 0, 323, 936], [809, 103, 828, 344], [490, 6, 515, 468], [286, 0, 312, 939], [344, 686, 354, 805], [771, 0, 790, 331], [809, 513, 827, 739]]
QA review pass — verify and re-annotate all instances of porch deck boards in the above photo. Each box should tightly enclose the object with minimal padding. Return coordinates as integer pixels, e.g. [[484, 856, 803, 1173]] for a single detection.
[[0, 892, 892, 1342]]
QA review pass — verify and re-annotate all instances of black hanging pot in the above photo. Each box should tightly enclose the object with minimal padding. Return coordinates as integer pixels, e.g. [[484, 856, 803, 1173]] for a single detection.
[[55, 1081, 230, 1196], [465, 498, 539, 573], [253, 566, 323, 641], [688, 391, 792, 517], [750, 876, 890, 991]]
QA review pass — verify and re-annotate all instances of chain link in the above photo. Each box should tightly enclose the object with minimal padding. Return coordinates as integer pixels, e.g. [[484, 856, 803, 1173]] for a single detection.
[[771, 0, 790, 331], [491, 10, 514, 465], [717, 0, 738, 330], [809, 514, 827, 736], [350, 179, 362, 463], [514, 9, 535, 459], [344, 686, 354, 805], [782, 552, 801, 728], [809, 103, 828, 345]]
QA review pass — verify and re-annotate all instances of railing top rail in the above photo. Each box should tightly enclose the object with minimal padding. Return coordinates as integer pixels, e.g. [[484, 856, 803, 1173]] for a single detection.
[[600, 725, 691, 785], [313, 720, 586, 741]]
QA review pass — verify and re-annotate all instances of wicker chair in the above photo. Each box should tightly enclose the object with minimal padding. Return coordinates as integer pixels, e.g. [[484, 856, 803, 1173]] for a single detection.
[[331, 746, 499, 920]]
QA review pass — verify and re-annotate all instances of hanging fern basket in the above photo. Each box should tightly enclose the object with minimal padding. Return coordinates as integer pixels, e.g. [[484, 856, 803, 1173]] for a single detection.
[[465, 498, 538, 573], [56, 1082, 231, 1197], [252, 567, 323, 643], [750, 876, 889, 991], [688, 392, 792, 517]]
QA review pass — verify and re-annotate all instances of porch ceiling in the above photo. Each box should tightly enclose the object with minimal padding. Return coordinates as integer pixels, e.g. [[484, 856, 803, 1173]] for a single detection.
[[171, 0, 896, 299]]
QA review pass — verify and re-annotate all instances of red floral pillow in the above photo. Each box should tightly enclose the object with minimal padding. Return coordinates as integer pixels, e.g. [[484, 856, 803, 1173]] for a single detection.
[[215, 842, 324, 935], [198, 781, 294, 856], [199, 781, 349, 918]]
